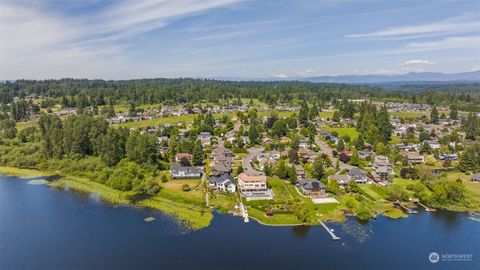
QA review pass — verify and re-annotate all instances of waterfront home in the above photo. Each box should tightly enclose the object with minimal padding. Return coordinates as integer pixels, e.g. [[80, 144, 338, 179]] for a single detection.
[[472, 173, 480, 183], [175, 153, 193, 163], [328, 174, 351, 188], [296, 178, 326, 198], [347, 168, 369, 184], [208, 174, 236, 193], [373, 156, 394, 174], [237, 173, 272, 201], [373, 167, 390, 182], [170, 163, 202, 179]]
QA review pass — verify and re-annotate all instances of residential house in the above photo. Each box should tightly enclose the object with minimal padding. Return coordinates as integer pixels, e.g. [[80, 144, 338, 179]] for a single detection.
[[211, 163, 232, 176], [175, 153, 193, 163], [299, 139, 309, 148], [237, 173, 272, 201], [296, 178, 326, 198], [373, 155, 394, 174], [295, 165, 306, 179], [198, 132, 212, 147], [328, 174, 351, 188], [347, 168, 369, 184], [404, 152, 424, 165], [170, 163, 202, 179], [208, 174, 236, 193], [439, 153, 458, 161]]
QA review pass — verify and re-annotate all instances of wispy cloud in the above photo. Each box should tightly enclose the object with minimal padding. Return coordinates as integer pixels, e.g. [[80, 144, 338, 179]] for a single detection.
[[399, 59, 433, 65], [346, 13, 480, 39], [0, 0, 238, 79]]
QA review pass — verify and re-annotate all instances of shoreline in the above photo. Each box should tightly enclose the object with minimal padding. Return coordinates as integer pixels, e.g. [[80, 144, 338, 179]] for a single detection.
[[0, 165, 476, 229]]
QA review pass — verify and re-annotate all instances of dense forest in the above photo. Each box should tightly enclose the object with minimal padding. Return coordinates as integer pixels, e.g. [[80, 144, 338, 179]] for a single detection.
[[0, 79, 478, 110]]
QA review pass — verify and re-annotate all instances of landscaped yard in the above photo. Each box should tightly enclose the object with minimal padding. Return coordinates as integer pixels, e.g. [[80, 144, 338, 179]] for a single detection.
[[248, 207, 302, 225], [325, 127, 360, 140], [268, 177, 295, 202], [359, 184, 388, 200]]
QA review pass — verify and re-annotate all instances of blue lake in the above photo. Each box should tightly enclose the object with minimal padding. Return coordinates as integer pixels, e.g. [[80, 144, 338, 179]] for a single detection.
[[1, 176, 478, 270]]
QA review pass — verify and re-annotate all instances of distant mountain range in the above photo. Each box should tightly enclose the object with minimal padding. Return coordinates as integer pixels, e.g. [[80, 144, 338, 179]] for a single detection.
[[301, 71, 480, 83], [213, 71, 480, 83]]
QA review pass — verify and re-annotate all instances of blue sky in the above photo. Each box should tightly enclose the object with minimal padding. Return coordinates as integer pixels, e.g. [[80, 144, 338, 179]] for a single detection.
[[0, 0, 479, 79]]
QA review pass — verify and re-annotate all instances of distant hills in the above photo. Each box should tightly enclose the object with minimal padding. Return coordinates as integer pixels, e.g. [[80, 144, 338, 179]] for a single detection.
[[213, 71, 480, 84], [301, 71, 480, 84]]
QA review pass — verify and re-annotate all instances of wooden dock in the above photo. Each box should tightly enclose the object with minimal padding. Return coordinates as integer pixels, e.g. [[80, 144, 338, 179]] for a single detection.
[[319, 220, 340, 240], [393, 200, 418, 214], [412, 199, 436, 212]]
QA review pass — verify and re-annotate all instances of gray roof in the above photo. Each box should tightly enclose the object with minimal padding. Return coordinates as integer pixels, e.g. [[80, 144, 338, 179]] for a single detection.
[[170, 163, 202, 175], [208, 174, 234, 185], [296, 178, 325, 190]]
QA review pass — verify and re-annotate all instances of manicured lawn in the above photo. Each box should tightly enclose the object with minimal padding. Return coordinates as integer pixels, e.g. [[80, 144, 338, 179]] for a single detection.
[[268, 177, 295, 202], [325, 127, 359, 139], [359, 184, 388, 200], [248, 207, 302, 225], [318, 111, 334, 119]]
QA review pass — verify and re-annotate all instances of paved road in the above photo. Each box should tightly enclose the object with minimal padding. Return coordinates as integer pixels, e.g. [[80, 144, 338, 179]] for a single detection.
[[314, 136, 353, 171], [242, 147, 265, 176]]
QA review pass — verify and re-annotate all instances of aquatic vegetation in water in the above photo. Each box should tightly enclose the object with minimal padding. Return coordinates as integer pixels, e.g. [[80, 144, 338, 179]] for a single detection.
[[340, 219, 374, 243], [468, 217, 480, 223], [144, 217, 155, 222], [27, 179, 49, 185]]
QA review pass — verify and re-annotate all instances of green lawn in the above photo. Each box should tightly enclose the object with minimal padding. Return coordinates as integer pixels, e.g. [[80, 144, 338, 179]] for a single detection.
[[248, 207, 302, 225], [159, 179, 204, 205], [359, 184, 388, 200], [318, 111, 334, 119], [209, 193, 237, 213], [268, 177, 295, 202], [325, 127, 359, 139]]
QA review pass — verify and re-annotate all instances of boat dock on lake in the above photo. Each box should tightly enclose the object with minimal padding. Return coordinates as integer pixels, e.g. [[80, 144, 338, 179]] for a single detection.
[[393, 200, 418, 214], [319, 220, 340, 240]]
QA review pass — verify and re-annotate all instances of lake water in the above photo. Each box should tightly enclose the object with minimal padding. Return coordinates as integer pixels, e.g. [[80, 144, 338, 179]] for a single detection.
[[1, 176, 479, 270]]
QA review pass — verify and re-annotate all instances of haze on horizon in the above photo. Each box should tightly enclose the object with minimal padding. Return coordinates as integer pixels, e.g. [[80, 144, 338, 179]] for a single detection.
[[0, 0, 479, 80]]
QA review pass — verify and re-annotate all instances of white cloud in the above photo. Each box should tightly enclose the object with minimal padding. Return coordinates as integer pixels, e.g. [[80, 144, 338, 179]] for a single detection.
[[346, 13, 480, 39], [406, 36, 480, 51], [0, 0, 239, 79], [273, 73, 288, 78], [399, 59, 434, 65]]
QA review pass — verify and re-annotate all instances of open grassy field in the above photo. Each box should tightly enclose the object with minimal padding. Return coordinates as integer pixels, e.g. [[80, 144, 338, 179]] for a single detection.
[[159, 179, 204, 205], [325, 127, 360, 139]]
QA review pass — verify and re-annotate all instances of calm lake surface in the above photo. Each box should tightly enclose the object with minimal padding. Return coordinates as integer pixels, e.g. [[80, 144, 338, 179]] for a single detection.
[[1, 176, 479, 270]]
